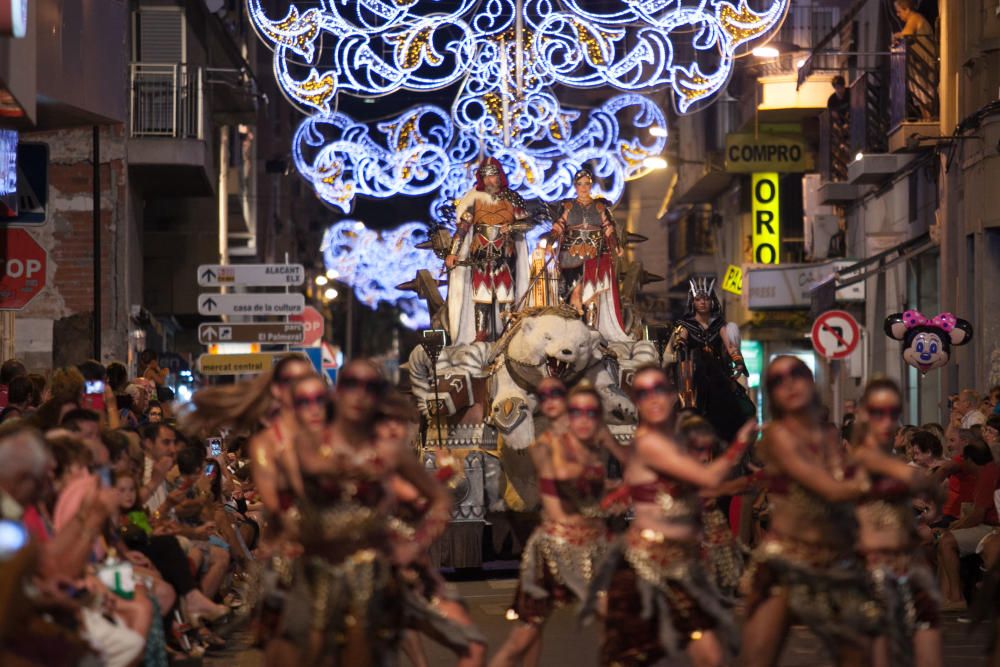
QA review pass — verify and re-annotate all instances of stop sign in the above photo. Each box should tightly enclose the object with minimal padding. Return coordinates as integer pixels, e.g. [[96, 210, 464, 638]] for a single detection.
[[290, 305, 324, 347], [0, 228, 46, 310]]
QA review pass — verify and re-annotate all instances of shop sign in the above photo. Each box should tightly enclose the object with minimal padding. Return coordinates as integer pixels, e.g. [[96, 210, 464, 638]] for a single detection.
[[745, 260, 865, 310], [721, 264, 743, 295], [725, 134, 814, 173], [752, 173, 780, 265]]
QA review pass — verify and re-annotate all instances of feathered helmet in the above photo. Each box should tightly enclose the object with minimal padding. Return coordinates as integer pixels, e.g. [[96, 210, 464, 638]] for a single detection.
[[685, 277, 721, 316], [573, 167, 595, 185], [475, 157, 509, 191]]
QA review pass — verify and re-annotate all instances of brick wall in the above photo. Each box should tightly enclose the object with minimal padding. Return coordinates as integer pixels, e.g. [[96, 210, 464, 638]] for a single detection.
[[13, 124, 135, 370]]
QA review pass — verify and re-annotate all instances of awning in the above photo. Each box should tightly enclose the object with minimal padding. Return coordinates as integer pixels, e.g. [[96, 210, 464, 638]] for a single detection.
[[809, 232, 934, 308], [797, 0, 871, 89]]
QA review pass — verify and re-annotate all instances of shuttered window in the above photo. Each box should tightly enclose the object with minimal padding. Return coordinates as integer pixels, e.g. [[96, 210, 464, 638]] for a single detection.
[[134, 8, 185, 63]]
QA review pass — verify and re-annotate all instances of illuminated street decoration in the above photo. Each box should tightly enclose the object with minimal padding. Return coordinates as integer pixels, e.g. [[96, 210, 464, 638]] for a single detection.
[[293, 95, 666, 214], [252, 0, 788, 215], [321, 220, 439, 328]]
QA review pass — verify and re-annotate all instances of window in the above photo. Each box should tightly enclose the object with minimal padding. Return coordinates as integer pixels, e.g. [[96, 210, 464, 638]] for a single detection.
[[133, 7, 185, 63]]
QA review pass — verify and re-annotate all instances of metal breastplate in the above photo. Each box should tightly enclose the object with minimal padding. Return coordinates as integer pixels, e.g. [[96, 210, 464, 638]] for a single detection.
[[473, 198, 515, 228]]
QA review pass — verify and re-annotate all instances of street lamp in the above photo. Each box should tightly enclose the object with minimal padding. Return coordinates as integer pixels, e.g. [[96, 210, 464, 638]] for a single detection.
[[323, 287, 339, 301], [751, 41, 805, 59], [643, 156, 668, 169], [315, 274, 328, 286]]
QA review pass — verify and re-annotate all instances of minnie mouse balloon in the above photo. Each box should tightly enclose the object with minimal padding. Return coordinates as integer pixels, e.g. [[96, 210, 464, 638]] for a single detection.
[[884, 310, 973, 375]]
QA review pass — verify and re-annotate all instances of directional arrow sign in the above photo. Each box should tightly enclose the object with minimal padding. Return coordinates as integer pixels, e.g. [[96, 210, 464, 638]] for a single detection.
[[199, 322, 305, 345], [198, 353, 276, 376], [197, 293, 304, 316], [197, 264, 305, 287]]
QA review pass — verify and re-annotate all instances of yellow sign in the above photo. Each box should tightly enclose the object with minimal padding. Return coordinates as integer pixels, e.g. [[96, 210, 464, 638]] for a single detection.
[[725, 134, 813, 173], [752, 173, 780, 265], [722, 265, 743, 295], [198, 353, 275, 376]]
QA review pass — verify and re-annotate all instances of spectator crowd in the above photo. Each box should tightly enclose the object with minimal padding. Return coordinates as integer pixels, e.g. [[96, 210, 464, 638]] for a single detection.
[[0, 355, 261, 664]]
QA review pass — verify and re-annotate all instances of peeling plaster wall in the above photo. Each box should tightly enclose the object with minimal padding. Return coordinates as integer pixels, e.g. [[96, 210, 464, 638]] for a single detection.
[[14, 125, 135, 369]]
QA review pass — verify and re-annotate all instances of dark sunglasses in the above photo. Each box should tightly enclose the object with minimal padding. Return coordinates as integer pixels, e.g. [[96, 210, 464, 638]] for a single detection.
[[538, 388, 567, 401], [339, 375, 386, 395], [293, 392, 328, 408], [765, 365, 812, 391], [867, 405, 902, 420], [633, 382, 675, 402], [568, 406, 601, 419]]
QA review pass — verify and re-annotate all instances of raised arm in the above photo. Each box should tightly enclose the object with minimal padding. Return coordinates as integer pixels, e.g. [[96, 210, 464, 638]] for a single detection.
[[635, 429, 747, 489], [767, 425, 868, 502]]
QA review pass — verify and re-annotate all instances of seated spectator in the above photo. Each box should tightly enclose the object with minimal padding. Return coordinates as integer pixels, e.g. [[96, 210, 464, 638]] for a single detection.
[[60, 408, 110, 466], [147, 400, 164, 424], [0, 375, 34, 422], [30, 366, 85, 431], [936, 429, 981, 526], [138, 423, 177, 515], [984, 414, 1000, 463], [0, 358, 27, 409], [120, 383, 148, 429], [921, 422, 946, 444], [953, 389, 986, 430], [911, 429, 945, 471], [936, 436, 1000, 610], [25, 373, 46, 408]]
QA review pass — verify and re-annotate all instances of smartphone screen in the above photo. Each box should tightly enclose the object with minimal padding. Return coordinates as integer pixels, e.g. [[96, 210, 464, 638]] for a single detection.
[[204, 462, 217, 477], [207, 437, 223, 458], [85, 380, 105, 394], [0, 520, 28, 561]]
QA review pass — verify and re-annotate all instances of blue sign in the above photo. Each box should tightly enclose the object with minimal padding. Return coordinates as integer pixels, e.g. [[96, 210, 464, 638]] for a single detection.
[[3, 143, 47, 225]]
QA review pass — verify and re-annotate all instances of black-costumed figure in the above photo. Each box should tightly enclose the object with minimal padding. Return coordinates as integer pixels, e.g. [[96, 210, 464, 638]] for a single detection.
[[671, 277, 755, 443], [445, 158, 531, 344], [548, 167, 631, 342]]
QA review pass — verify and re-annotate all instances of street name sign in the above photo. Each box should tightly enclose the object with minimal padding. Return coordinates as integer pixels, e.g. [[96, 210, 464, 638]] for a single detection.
[[197, 263, 305, 287], [198, 353, 276, 375], [197, 293, 304, 316], [199, 322, 305, 345]]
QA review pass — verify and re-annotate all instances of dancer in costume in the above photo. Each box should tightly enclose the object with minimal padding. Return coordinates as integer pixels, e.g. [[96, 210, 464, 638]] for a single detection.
[[592, 365, 753, 667], [375, 390, 486, 667], [851, 378, 941, 667], [739, 356, 879, 667], [679, 416, 747, 598], [446, 158, 531, 343], [671, 278, 755, 442], [185, 354, 314, 646], [547, 167, 630, 341], [269, 363, 451, 667], [489, 382, 622, 667]]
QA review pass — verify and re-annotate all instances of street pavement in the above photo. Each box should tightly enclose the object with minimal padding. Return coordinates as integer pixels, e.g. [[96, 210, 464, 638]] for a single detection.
[[207, 572, 993, 666]]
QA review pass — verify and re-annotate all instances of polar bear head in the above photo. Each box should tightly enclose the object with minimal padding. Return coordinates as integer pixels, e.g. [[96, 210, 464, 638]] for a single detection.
[[504, 308, 600, 383]]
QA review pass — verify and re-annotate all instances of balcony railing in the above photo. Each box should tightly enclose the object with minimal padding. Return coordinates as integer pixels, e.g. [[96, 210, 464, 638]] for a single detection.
[[819, 109, 852, 182], [129, 63, 204, 139], [890, 36, 939, 127], [850, 69, 889, 156]]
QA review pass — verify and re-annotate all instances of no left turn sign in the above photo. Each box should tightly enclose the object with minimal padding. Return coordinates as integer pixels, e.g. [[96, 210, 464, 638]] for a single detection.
[[811, 310, 860, 360]]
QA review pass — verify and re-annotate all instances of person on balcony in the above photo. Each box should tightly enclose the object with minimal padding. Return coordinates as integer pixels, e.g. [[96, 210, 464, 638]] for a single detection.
[[892, 0, 933, 44], [827, 76, 850, 128]]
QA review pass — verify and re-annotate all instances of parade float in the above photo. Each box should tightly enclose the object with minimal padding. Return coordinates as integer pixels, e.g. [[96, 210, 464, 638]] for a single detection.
[[248, 0, 791, 565]]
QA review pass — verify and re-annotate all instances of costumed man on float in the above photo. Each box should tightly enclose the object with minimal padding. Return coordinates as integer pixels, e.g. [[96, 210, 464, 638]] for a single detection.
[[671, 277, 756, 442], [445, 157, 531, 344], [547, 167, 631, 342]]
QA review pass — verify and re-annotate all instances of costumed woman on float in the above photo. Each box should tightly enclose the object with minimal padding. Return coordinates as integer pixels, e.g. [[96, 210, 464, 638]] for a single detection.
[[547, 167, 631, 342]]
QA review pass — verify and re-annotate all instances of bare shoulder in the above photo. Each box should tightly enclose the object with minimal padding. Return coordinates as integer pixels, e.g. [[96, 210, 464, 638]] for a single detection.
[[635, 429, 677, 456]]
